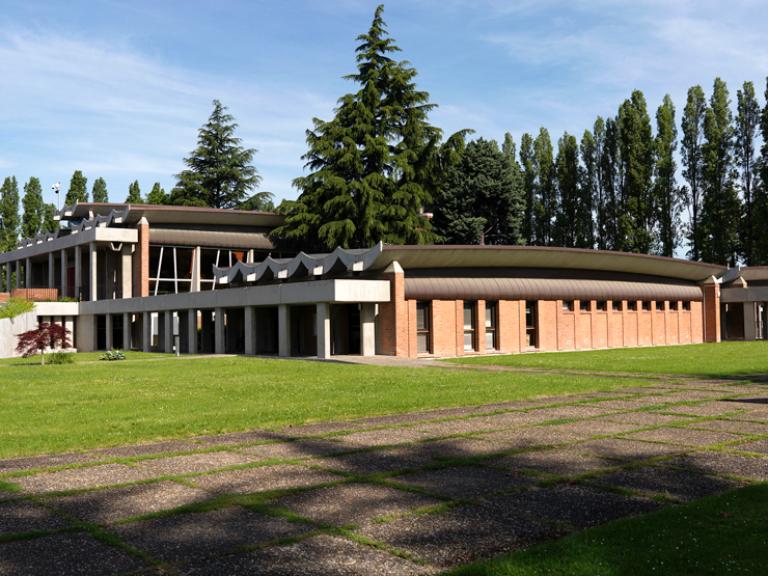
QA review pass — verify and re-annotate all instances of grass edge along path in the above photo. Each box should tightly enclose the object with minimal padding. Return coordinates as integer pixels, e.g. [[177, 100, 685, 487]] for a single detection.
[[447, 482, 768, 576]]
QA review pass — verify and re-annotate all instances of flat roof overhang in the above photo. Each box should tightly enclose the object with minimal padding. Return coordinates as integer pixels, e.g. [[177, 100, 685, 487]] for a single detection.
[[0, 227, 137, 264]]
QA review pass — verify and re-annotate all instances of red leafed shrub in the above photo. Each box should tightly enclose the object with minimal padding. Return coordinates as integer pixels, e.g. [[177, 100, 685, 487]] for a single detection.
[[15, 322, 72, 365]]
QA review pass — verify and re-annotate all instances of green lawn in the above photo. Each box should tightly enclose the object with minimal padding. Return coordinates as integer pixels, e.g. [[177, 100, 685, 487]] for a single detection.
[[446, 341, 768, 378], [448, 483, 768, 576], [0, 354, 651, 459]]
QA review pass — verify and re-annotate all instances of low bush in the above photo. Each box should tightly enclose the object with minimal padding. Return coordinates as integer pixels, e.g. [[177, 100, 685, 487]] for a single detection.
[[0, 298, 35, 320], [45, 351, 75, 365], [100, 349, 126, 361]]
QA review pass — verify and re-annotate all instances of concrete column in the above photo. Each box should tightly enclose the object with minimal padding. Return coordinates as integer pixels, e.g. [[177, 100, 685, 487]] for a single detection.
[[2, 262, 9, 292], [361, 303, 376, 356], [89, 242, 98, 301], [63, 317, 75, 349], [105, 314, 114, 350], [60, 249, 68, 298], [25, 258, 31, 288], [188, 310, 198, 354], [244, 306, 256, 355], [278, 304, 290, 357], [702, 277, 721, 343], [316, 303, 331, 359], [164, 311, 174, 354], [74, 246, 82, 299], [191, 247, 201, 292], [214, 307, 225, 354], [744, 303, 757, 341], [123, 313, 132, 350], [76, 315, 96, 352], [14, 261, 21, 289], [121, 245, 132, 299], [142, 312, 151, 353], [48, 253, 55, 289]]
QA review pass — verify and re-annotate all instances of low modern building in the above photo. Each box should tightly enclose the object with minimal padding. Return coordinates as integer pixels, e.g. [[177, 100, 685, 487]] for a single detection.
[[0, 202, 746, 360]]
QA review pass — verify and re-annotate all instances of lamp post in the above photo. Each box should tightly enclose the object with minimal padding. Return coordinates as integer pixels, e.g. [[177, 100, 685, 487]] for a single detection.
[[51, 182, 61, 211]]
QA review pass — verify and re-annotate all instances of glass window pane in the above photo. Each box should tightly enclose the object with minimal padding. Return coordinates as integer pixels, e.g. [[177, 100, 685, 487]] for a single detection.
[[485, 332, 495, 350], [417, 333, 429, 354], [463, 304, 474, 329], [416, 305, 426, 330], [464, 332, 474, 351]]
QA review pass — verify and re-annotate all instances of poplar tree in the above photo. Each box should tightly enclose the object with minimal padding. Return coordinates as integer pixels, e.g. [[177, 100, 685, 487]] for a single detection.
[[126, 181, 142, 204], [700, 78, 741, 265], [171, 100, 261, 208], [681, 85, 707, 260], [42, 204, 58, 234], [0, 176, 20, 251], [553, 133, 580, 247], [64, 171, 88, 205], [754, 77, 768, 264], [533, 128, 555, 245], [735, 81, 760, 264], [21, 177, 44, 238], [91, 177, 109, 203], [616, 90, 655, 253], [654, 95, 680, 257], [600, 118, 621, 250], [146, 183, 169, 205], [519, 133, 536, 244], [578, 129, 596, 249], [273, 5, 441, 250]]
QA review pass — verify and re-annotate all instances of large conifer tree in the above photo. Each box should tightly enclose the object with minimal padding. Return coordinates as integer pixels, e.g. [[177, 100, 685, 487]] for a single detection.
[[171, 100, 261, 209], [735, 81, 760, 264], [91, 177, 109, 203], [126, 181, 143, 204], [64, 170, 88, 205], [654, 95, 680, 257], [21, 177, 44, 239], [578, 129, 596, 249], [553, 133, 580, 247], [681, 85, 707, 260], [519, 133, 536, 244], [273, 5, 441, 250], [532, 128, 555, 245], [147, 183, 169, 205], [0, 176, 20, 251], [600, 117, 621, 250], [754, 77, 768, 264]]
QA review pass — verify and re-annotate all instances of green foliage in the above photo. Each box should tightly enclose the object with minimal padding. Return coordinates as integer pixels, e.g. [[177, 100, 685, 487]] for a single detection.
[[21, 176, 44, 239], [146, 182, 168, 205], [64, 170, 88, 205], [0, 297, 34, 320], [681, 85, 707, 260], [91, 177, 109, 203], [654, 94, 680, 257], [125, 180, 143, 203], [533, 128, 556, 245], [553, 132, 582, 247], [433, 137, 524, 245], [238, 191, 275, 211], [45, 351, 75, 365], [0, 176, 20, 251], [41, 203, 58, 234], [519, 133, 536, 244], [578, 129, 597, 249], [100, 349, 126, 361], [170, 100, 261, 208], [755, 77, 768, 264], [272, 5, 442, 250], [735, 81, 760, 264]]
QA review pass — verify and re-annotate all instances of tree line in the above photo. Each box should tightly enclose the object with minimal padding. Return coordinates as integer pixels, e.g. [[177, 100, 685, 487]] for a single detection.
[[1, 4, 767, 267]]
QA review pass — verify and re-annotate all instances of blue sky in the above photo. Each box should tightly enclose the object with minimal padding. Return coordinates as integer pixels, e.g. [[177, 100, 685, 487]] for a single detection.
[[1, 0, 766, 208]]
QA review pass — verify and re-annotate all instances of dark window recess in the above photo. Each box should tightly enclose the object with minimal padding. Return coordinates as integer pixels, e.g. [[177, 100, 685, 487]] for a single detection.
[[525, 300, 538, 349], [485, 301, 498, 350], [579, 300, 591, 312], [463, 301, 477, 352], [669, 301, 678, 311], [562, 300, 575, 312], [627, 301, 638, 311], [416, 301, 431, 355], [595, 301, 607, 312], [682, 301, 691, 311], [642, 301, 652, 312], [612, 301, 623, 312]]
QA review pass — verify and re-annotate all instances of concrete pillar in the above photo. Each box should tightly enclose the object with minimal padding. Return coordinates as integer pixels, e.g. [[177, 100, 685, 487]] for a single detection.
[[142, 312, 151, 353], [121, 245, 132, 299], [60, 249, 68, 298], [76, 315, 96, 352], [123, 313, 132, 350], [188, 310, 198, 354], [278, 304, 290, 357], [89, 242, 98, 301], [191, 247, 201, 292], [74, 247, 82, 300], [316, 303, 331, 359], [105, 314, 114, 350], [244, 306, 256, 355], [702, 277, 721, 343], [48, 253, 55, 289], [361, 303, 376, 356], [164, 311, 174, 354], [25, 258, 31, 288], [2, 262, 9, 292], [214, 307, 225, 354], [136, 217, 150, 298], [744, 303, 757, 341], [15, 261, 21, 289], [63, 317, 75, 349]]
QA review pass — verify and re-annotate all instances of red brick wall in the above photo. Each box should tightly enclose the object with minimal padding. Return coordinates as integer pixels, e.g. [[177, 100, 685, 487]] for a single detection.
[[607, 305, 624, 348], [11, 288, 58, 302], [556, 303, 575, 351], [135, 220, 150, 298], [538, 301, 558, 351], [690, 301, 704, 343], [377, 267, 408, 356], [592, 307, 608, 349], [702, 282, 720, 342]]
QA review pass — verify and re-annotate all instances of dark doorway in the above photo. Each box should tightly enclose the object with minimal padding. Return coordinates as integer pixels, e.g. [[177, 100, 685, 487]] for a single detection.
[[255, 307, 278, 354], [96, 315, 107, 350], [225, 308, 245, 354], [722, 303, 745, 340], [331, 304, 361, 355], [290, 305, 316, 356]]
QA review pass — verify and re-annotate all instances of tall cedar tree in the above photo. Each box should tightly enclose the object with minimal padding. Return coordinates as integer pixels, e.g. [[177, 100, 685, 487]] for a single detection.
[[171, 100, 261, 208], [64, 170, 88, 205], [147, 183, 169, 205], [735, 81, 760, 264], [601, 118, 621, 250], [654, 95, 680, 257], [755, 77, 768, 263], [681, 85, 707, 260], [590, 119, 608, 249], [0, 176, 20, 251], [433, 138, 524, 245], [126, 181, 143, 203], [42, 204, 57, 234], [238, 191, 275, 211], [700, 78, 741, 265], [616, 90, 655, 253], [553, 133, 580, 247], [533, 128, 556, 245], [519, 133, 536, 244], [577, 130, 596, 248], [91, 177, 109, 203], [22, 177, 44, 239], [273, 5, 441, 250]]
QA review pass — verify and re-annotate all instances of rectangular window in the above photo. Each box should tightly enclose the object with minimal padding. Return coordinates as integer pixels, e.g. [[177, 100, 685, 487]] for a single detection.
[[642, 301, 652, 312], [562, 300, 575, 312], [669, 301, 678, 311], [525, 300, 538, 349], [485, 301, 497, 350], [682, 301, 691, 311], [463, 301, 477, 352], [611, 300, 623, 312], [580, 300, 591, 312], [416, 301, 431, 355], [595, 300, 607, 312], [627, 301, 638, 312]]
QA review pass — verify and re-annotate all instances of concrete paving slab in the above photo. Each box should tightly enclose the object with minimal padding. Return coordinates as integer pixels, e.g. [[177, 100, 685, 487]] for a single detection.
[[115, 506, 308, 565], [0, 533, 145, 575], [15, 464, 156, 494], [0, 453, 97, 475], [335, 427, 436, 448], [51, 481, 209, 524], [624, 427, 743, 447], [177, 534, 434, 576], [661, 452, 768, 482], [309, 447, 435, 475], [272, 483, 440, 527], [688, 418, 768, 436], [190, 464, 340, 495], [421, 438, 510, 461], [541, 420, 644, 439], [133, 451, 254, 476], [236, 439, 349, 461], [733, 438, 768, 455], [0, 499, 68, 536], [479, 426, 587, 448], [575, 438, 685, 461], [493, 448, 619, 477], [393, 465, 533, 499], [659, 402, 747, 417], [603, 412, 689, 427]]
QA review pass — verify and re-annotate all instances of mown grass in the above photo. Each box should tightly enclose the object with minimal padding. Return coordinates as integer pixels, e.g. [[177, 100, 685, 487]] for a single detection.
[[445, 341, 768, 378], [448, 483, 768, 576], [0, 354, 652, 459]]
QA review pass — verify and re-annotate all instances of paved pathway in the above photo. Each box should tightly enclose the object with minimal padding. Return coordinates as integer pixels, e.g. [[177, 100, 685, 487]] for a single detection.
[[1, 375, 767, 575]]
